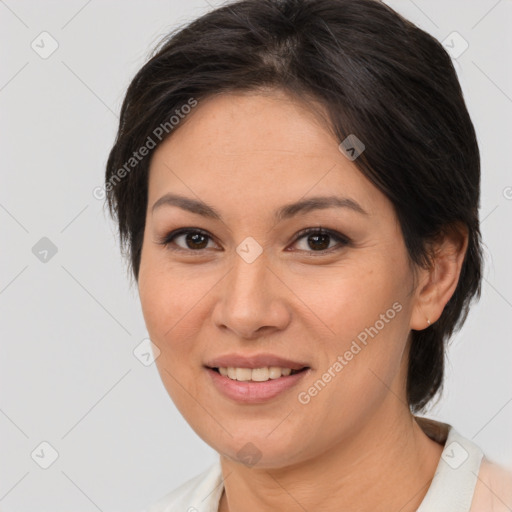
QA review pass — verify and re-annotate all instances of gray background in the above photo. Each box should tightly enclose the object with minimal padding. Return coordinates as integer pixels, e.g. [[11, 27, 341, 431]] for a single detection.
[[1, 0, 511, 510]]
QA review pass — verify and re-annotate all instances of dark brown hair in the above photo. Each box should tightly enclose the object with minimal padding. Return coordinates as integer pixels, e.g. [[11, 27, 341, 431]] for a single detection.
[[105, 0, 483, 412]]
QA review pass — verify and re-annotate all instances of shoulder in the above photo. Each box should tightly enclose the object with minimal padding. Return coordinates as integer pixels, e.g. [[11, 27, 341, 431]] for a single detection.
[[414, 416, 512, 512], [142, 460, 223, 512], [470, 458, 512, 512]]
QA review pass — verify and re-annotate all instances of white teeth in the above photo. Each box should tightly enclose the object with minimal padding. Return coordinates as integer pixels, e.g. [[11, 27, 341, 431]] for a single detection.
[[217, 366, 300, 382], [236, 368, 252, 381], [251, 368, 269, 381], [269, 367, 283, 379]]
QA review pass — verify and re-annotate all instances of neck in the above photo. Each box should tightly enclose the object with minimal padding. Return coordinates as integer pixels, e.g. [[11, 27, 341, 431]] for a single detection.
[[218, 405, 443, 512]]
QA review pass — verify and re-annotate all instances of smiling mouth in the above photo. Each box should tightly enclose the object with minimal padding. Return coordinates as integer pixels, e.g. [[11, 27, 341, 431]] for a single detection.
[[209, 366, 309, 382]]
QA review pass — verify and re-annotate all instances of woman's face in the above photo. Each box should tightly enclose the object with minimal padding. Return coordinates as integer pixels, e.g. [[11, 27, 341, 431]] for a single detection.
[[138, 89, 423, 468]]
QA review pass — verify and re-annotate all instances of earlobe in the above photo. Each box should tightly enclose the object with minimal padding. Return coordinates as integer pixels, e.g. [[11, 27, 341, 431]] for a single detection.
[[410, 223, 469, 331]]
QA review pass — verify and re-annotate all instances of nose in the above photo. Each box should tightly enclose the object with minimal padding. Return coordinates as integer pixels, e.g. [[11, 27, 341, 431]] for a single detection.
[[211, 249, 291, 340]]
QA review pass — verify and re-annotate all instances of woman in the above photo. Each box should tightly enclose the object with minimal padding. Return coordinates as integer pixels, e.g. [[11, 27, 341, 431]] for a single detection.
[[104, 0, 512, 510]]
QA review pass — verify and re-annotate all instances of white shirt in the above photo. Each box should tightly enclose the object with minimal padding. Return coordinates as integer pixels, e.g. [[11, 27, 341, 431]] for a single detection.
[[144, 417, 512, 512]]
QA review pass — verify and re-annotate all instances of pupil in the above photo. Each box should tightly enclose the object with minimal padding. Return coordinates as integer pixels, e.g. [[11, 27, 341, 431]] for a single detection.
[[187, 232, 208, 249], [308, 233, 330, 250]]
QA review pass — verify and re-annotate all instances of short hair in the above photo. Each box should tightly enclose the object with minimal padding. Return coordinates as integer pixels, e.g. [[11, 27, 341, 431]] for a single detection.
[[105, 0, 483, 412]]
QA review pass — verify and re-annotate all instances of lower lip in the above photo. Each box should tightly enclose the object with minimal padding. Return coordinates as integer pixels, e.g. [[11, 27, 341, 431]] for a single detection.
[[206, 368, 310, 404]]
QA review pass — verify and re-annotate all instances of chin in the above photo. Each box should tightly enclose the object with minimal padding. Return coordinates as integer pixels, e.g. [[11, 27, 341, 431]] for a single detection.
[[201, 427, 310, 470]]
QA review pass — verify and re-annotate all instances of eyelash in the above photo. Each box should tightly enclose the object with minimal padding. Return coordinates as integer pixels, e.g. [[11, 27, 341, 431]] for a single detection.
[[157, 226, 350, 257]]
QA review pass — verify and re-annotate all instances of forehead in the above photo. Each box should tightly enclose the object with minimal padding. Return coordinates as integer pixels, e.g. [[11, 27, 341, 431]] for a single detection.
[[147, 90, 386, 219], [152, 90, 336, 161]]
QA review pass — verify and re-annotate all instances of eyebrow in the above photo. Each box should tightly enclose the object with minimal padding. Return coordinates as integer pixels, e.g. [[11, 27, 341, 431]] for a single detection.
[[151, 193, 368, 221]]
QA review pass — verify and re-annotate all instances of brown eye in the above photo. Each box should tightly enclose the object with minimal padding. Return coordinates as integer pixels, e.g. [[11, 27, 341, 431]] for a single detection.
[[159, 228, 217, 251], [291, 227, 350, 254], [305, 232, 331, 251], [182, 231, 209, 250]]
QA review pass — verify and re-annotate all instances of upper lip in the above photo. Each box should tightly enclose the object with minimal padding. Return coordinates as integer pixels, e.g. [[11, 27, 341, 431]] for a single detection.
[[205, 353, 310, 370]]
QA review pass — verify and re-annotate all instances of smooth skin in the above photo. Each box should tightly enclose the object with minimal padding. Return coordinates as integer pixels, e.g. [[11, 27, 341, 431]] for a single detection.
[[138, 88, 468, 512]]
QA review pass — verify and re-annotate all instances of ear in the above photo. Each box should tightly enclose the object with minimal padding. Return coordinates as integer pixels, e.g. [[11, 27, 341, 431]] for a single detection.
[[410, 223, 469, 331]]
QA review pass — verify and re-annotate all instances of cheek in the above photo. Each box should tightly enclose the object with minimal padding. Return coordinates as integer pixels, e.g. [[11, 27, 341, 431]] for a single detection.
[[291, 258, 410, 406], [138, 255, 206, 413], [138, 248, 225, 370], [138, 249, 194, 352], [139, 242, 185, 322], [139, 276, 197, 353], [284, 256, 405, 341]]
